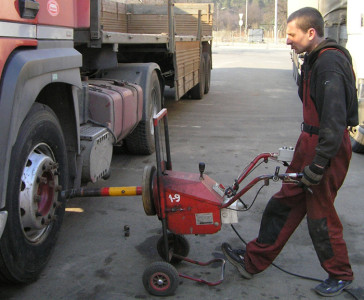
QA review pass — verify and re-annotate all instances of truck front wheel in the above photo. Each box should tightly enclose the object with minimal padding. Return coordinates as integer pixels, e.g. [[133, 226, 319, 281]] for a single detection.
[[126, 70, 161, 155], [0, 103, 68, 283]]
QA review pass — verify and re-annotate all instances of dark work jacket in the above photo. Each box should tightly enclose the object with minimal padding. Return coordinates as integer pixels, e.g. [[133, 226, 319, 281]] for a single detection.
[[299, 38, 358, 166]]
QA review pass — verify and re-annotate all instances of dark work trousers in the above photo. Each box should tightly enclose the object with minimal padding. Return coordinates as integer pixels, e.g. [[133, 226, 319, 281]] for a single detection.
[[244, 67, 354, 281]]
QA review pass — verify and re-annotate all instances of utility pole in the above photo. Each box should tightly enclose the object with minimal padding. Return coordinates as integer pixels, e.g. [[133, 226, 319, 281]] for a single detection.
[[245, 0, 248, 37], [239, 13, 243, 41], [274, 0, 278, 43]]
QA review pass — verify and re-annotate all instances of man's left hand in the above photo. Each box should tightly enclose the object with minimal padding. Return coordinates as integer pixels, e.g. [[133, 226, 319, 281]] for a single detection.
[[301, 164, 325, 186]]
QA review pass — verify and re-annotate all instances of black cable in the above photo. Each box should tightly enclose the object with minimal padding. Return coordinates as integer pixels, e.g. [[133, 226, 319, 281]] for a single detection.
[[230, 224, 359, 300], [225, 184, 265, 212]]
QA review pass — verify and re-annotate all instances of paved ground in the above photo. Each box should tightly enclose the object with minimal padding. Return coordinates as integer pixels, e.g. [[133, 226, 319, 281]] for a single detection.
[[1, 44, 363, 300]]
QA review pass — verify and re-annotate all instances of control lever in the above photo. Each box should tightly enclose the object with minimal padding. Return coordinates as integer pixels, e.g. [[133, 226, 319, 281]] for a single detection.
[[273, 166, 280, 182]]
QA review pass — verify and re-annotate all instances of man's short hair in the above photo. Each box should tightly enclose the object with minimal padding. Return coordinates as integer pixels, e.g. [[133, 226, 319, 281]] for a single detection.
[[287, 7, 324, 37]]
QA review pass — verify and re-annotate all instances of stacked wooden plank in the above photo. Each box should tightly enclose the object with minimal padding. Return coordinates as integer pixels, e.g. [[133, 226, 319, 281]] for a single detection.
[[100, 0, 127, 33], [175, 3, 213, 36], [174, 41, 200, 99], [127, 3, 213, 36], [100, 0, 213, 36]]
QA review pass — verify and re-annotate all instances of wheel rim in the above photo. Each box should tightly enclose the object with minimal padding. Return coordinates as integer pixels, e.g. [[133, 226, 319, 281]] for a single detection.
[[19, 143, 60, 243], [150, 272, 171, 292], [142, 165, 156, 216]]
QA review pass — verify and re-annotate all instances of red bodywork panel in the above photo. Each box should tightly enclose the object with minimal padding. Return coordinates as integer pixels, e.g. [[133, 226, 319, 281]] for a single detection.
[[0, 0, 90, 28], [160, 171, 223, 235], [0, 38, 37, 78]]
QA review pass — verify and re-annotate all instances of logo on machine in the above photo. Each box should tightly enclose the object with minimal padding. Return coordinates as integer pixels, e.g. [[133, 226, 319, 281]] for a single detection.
[[47, 0, 59, 17]]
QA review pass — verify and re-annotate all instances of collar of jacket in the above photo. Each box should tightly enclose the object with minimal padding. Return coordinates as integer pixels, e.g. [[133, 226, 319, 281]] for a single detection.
[[306, 38, 353, 67]]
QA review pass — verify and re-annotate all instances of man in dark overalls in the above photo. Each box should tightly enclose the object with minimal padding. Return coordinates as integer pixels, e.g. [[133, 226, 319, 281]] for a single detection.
[[222, 7, 358, 297]]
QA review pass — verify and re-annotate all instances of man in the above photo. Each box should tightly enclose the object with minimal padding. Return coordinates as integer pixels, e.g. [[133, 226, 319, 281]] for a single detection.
[[222, 7, 358, 297]]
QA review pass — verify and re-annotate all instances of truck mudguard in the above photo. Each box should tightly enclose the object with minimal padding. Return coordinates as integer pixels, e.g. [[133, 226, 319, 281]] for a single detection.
[[102, 63, 164, 120], [0, 47, 82, 209]]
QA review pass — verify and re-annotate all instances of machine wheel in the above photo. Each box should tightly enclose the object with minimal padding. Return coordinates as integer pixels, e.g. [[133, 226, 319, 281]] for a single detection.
[[190, 56, 205, 100], [157, 233, 190, 264], [126, 70, 162, 155], [350, 125, 364, 153], [142, 261, 179, 296], [142, 165, 157, 216], [203, 52, 211, 94], [0, 103, 68, 283]]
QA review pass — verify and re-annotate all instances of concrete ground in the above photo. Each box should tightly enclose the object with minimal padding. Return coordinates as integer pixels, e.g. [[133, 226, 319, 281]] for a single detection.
[[1, 44, 363, 300]]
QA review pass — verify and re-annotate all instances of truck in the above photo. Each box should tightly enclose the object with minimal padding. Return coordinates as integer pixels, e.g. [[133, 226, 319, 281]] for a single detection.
[[288, 0, 364, 153], [0, 0, 213, 283]]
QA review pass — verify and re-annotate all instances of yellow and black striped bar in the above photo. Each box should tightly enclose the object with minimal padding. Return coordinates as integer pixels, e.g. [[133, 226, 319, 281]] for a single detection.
[[61, 186, 142, 200]]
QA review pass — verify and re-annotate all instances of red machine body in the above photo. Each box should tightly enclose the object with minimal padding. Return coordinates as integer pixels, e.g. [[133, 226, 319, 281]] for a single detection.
[[159, 171, 223, 235]]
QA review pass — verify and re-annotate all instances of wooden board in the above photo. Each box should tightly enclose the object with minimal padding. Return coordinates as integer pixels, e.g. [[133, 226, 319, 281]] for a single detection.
[[100, 0, 213, 36], [174, 41, 200, 99], [127, 14, 212, 35], [101, 0, 127, 33]]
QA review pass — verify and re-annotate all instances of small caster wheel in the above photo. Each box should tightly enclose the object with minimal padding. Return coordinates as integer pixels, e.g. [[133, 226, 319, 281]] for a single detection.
[[157, 233, 190, 264], [142, 261, 179, 296]]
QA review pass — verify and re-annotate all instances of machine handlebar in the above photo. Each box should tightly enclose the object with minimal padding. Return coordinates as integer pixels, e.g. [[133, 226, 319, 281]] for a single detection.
[[222, 152, 314, 208]]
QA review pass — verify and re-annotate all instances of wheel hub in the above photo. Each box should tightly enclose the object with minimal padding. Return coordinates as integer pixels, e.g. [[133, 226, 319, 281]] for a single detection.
[[151, 272, 170, 291], [19, 145, 60, 242]]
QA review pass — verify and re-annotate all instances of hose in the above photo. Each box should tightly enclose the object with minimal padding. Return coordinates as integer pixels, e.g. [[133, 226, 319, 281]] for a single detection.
[[230, 224, 359, 300]]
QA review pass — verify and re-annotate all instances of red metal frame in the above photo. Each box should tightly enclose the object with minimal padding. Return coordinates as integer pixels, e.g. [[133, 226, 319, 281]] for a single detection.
[[151, 109, 303, 287], [152, 109, 226, 286]]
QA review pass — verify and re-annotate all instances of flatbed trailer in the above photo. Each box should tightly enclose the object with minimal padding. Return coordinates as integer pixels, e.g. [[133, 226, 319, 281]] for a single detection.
[[76, 0, 213, 100]]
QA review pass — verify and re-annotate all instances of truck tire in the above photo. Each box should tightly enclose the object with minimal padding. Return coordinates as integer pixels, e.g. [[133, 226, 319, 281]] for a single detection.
[[126, 71, 161, 155], [0, 103, 68, 283], [203, 52, 211, 94], [350, 125, 364, 153], [190, 56, 206, 100]]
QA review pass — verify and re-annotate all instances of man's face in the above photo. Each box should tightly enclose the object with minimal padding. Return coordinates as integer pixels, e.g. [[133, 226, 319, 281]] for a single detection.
[[286, 20, 312, 54]]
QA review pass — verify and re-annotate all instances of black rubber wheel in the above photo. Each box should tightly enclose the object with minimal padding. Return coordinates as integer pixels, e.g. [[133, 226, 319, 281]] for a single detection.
[[142, 261, 179, 296], [125, 71, 162, 155], [157, 233, 190, 264], [142, 165, 157, 216], [350, 125, 364, 153], [0, 103, 68, 283], [203, 52, 211, 94], [190, 56, 206, 100]]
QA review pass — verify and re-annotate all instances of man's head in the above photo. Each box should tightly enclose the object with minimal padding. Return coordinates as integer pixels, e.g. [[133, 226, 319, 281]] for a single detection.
[[286, 7, 325, 54]]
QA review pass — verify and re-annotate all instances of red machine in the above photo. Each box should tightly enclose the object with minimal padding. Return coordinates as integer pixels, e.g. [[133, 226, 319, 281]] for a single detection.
[[62, 108, 301, 296], [140, 109, 303, 296]]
